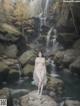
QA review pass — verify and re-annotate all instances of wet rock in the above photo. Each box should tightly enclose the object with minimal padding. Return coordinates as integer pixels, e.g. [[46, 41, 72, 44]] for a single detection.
[[19, 50, 36, 65], [54, 49, 80, 68], [0, 43, 5, 55], [54, 51, 64, 66], [63, 100, 80, 106], [23, 64, 34, 76], [73, 39, 80, 49], [57, 33, 79, 48], [0, 88, 12, 106], [47, 77, 64, 96], [69, 56, 80, 75], [7, 69, 19, 83], [62, 49, 76, 68], [0, 62, 9, 83], [5, 44, 18, 58], [20, 90, 58, 106]]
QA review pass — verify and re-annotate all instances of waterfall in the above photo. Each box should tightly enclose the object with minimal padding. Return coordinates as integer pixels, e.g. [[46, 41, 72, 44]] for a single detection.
[[16, 63, 22, 80], [47, 58, 59, 77], [16, 62, 24, 84], [44, 0, 50, 16], [52, 29, 58, 50], [29, 0, 51, 17], [46, 27, 53, 48]]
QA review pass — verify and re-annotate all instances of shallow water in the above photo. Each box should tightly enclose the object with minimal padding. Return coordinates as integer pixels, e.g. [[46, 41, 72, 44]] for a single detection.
[[58, 70, 80, 100]]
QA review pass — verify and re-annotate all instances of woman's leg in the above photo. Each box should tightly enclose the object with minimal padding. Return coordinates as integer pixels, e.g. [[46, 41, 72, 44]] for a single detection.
[[40, 83, 43, 96], [38, 81, 41, 95]]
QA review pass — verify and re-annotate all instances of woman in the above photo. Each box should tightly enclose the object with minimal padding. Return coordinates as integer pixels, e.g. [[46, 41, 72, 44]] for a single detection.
[[33, 51, 47, 96]]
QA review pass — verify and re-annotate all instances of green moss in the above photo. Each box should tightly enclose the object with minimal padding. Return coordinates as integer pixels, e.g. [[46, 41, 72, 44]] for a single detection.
[[23, 64, 34, 76], [19, 50, 36, 65], [0, 62, 8, 72], [0, 23, 21, 35]]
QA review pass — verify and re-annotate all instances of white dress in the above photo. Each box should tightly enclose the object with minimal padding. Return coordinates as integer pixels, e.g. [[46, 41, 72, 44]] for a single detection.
[[33, 57, 47, 86]]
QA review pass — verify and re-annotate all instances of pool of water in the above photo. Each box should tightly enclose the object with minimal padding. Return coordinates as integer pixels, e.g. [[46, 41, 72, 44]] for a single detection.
[[57, 69, 80, 100]]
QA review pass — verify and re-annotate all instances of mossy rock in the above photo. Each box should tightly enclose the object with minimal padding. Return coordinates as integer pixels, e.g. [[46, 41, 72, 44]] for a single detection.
[[5, 45, 18, 58], [47, 76, 64, 95], [23, 64, 34, 76], [0, 62, 8, 72], [19, 50, 36, 65]]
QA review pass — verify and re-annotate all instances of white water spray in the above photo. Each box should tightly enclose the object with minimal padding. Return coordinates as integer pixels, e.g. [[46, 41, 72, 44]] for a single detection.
[[46, 27, 53, 47]]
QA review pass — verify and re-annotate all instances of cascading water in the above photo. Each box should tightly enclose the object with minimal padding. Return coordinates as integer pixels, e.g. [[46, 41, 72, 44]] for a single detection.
[[46, 27, 53, 48], [48, 58, 59, 77], [44, 0, 50, 16], [16, 63, 22, 80]]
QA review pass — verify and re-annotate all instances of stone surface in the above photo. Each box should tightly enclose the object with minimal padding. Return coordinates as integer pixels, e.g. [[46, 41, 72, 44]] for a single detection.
[[64, 100, 80, 106], [19, 50, 36, 65], [73, 39, 80, 49], [69, 56, 80, 74], [20, 91, 58, 106], [54, 49, 80, 68], [0, 43, 5, 55], [23, 64, 34, 76], [47, 77, 64, 95], [5, 45, 18, 58]]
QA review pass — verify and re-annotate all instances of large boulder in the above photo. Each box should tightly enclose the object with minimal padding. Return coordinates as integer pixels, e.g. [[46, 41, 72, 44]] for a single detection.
[[20, 91, 58, 106], [19, 50, 36, 65], [62, 49, 76, 68], [0, 62, 9, 83], [69, 56, 80, 75], [0, 88, 12, 106], [54, 49, 80, 68], [5, 44, 18, 58], [54, 51, 64, 66], [47, 76, 64, 96], [57, 33, 79, 48], [73, 39, 80, 49], [23, 64, 34, 76], [63, 100, 80, 106]]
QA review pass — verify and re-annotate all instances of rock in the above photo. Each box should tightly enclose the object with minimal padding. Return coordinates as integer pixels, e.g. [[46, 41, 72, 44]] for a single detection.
[[54, 49, 80, 68], [5, 45, 18, 58], [19, 50, 36, 65], [57, 33, 79, 48], [20, 90, 58, 106], [62, 49, 76, 68], [0, 43, 5, 55], [0, 62, 8, 71], [64, 100, 80, 106], [0, 62, 9, 83], [0, 88, 12, 106], [7, 69, 19, 83], [73, 39, 80, 49], [54, 51, 64, 66], [47, 77, 64, 96], [69, 56, 80, 75], [23, 64, 34, 76]]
